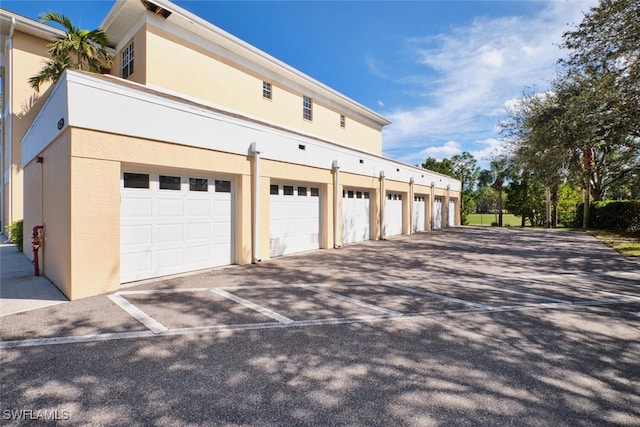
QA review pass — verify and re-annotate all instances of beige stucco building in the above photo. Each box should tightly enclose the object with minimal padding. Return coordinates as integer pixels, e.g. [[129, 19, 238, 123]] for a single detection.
[[1, 0, 461, 300]]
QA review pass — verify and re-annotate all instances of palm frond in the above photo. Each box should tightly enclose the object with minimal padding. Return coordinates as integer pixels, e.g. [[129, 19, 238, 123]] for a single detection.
[[30, 11, 113, 86], [39, 12, 76, 33]]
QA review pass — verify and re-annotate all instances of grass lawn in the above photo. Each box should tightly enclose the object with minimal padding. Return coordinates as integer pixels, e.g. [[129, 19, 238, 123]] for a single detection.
[[466, 213, 523, 227], [588, 230, 640, 257]]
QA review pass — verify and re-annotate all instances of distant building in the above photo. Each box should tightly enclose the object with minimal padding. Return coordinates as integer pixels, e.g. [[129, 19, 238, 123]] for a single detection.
[[1, 0, 460, 300]]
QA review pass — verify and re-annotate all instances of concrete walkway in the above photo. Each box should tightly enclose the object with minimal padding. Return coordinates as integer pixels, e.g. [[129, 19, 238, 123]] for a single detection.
[[0, 241, 67, 316]]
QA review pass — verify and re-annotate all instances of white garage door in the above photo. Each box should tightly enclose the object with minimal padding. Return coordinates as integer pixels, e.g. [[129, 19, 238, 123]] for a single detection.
[[385, 193, 403, 237], [433, 197, 443, 229], [413, 195, 426, 232], [342, 189, 371, 245], [270, 184, 320, 257], [448, 200, 456, 226], [121, 171, 233, 283]]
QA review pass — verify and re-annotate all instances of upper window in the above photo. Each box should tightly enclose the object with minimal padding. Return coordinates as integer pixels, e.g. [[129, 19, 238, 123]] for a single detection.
[[123, 172, 149, 189], [159, 175, 181, 190], [340, 115, 346, 128], [189, 178, 208, 192], [303, 95, 313, 121], [215, 180, 231, 193], [263, 81, 272, 100], [121, 41, 134, 79]]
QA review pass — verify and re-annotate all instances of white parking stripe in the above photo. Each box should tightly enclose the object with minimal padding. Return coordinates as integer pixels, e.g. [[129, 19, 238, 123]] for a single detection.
[[0, 330, 157, 349], [3, 297, 639, 349], [108, 294, 168, 334], [211, 289, 294, 324], [301, 285, 403, 317], [382, 282, 492, 310], [476, 285, 570, 304]]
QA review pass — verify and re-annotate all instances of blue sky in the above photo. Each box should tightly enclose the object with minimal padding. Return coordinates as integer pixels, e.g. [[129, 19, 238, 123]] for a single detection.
[[4, 0, 598, 169]]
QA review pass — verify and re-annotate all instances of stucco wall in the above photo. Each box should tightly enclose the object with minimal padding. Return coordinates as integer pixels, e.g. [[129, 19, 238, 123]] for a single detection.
[[4, 30, 53, 228], [110, 23, 147, 85], [25, 125, 460, 299], [139, 23, 383, 155], [23, 130, 72, 297]]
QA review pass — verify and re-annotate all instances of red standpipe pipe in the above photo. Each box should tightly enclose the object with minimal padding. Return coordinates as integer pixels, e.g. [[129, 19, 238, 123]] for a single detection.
[[32, 225, 44, 276]]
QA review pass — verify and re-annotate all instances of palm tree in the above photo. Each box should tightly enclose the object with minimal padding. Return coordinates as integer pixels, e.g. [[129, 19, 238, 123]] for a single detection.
[[482, 157, 519, 227], [29, 12, 112, 91]]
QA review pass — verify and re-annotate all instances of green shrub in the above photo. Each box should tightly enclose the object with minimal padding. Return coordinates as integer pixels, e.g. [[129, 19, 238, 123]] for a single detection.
[[4, 219, 24, 251], [574, 200, 640, 231]]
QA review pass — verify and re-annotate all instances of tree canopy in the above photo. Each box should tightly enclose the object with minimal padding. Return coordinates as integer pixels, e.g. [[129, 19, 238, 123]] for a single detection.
[[499, 0, 639, 229], [29, 12, 112, 91]]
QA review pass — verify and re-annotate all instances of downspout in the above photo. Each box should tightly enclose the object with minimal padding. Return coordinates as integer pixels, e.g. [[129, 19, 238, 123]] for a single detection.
[[430, 181, 435, 229], [250, 142, 261, 263], [409, 177, 415, 234], [379, 171, 385, 240], [446, 184, 451, 227], [332, 160, 341, 248], [5, 18, 16, 229]]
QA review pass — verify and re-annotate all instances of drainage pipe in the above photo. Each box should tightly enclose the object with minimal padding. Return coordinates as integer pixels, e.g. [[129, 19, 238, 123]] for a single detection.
[[5, 18, 16, 228], [250, 142, 262, 263], [409, 177, 415, 234], [380, 171, 386, 240], [430, 181, 435, 230], [332, 160, 341, 248]]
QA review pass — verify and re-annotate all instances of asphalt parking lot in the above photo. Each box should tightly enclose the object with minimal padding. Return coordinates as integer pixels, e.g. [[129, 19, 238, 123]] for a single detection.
[[1, 227, 639, 426]]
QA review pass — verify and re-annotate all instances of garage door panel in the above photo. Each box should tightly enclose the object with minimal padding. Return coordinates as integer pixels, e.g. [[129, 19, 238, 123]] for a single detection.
[[186, 223, 211, 241], [157, 198, 184, 217], [157, 247, 184, 267], [122, 197, 152, 218], [122, 224, 152, 246], [213, 224, 231, 240], [186, 245, 212, 263], [342, 190, 370, 245], [121, 251, 152, 276], [413, 196, 426, 232], [448, 200, 455, 226], [187, 199, 211, 217], [433, 198, 443, 229], [121, 171, 233, 283], [157, 223, 184, 242], [270, 184, 320, 257], [386, 193, 403, 237]]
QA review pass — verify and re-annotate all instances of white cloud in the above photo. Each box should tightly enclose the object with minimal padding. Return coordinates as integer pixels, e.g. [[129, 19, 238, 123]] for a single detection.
[[420, 140, 462, 159], [469, 138, 507, 164], [381, 0, 597, 162]]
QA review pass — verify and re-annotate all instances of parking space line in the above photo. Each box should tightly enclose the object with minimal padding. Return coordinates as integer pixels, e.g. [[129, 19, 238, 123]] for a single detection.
[[211, 289, 294, 324], [108, 294, 168, 334], [382, 282, 492, 310], [301, 285, 404, 317], [116, 288, 212, 295], [476, 285, 570, 304], [3, 297, 639, 349], [0, 330, 157, 349]]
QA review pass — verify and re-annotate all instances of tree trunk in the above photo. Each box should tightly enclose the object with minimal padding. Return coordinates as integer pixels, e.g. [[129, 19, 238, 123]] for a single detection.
[[497, 189, 503, 227], [582, 146, 593, 230], [551, 185, 559, 228], [545, 186, 551, 228], [583, 186, 591, 230]]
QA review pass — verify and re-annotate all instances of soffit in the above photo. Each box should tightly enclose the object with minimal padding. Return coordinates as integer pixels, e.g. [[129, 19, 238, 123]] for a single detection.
[[0, 9, 65, 40]]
